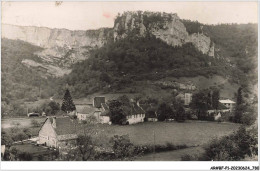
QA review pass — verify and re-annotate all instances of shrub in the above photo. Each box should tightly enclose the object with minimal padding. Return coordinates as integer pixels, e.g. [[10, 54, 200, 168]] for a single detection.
[[200, 126, 258, 161], [110, 135, 135, 160], [31, 119, 40, 127], [18, 152, 33, 161]]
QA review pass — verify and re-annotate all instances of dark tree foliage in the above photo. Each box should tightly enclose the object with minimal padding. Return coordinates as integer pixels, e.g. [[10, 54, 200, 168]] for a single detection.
[[110, 135, 135, 160], [76, 135, 95, 161], [108, 100, 126, 124], [17, 152, 33, 161], [234, 87, 243, 123], [61, 89, 76, 113], [212, 89, 220, 110], [175, 106, 186, 122], [202, 126, 257, 161], [157, 103, 174, 121], [65, 35, 220, 97], [190, 90, 209, 120]]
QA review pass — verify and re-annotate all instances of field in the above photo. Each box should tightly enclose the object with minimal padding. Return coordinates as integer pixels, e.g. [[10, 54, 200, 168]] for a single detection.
[[1, 117, 46, 129], [83, 120, 240, 147]]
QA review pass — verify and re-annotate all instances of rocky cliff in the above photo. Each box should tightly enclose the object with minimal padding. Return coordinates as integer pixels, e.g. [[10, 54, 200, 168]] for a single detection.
[[2, 24, 112, 76], [2, 11, 214, 77], [113, 11, 214, 57]]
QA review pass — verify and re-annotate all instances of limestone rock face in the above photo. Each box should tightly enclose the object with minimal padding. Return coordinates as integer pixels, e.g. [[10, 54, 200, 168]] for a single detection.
[[113, 11, 214, 56], [2, 11, 215, 77], [2, 24, 112, 76]]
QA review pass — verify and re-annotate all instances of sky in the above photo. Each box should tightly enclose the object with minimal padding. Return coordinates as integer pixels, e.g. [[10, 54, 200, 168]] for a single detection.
[[2, 1, 258, 30]]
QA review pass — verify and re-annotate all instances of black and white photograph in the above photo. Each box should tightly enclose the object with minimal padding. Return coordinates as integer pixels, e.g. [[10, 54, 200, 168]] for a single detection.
[[0, 1, 259, 170]]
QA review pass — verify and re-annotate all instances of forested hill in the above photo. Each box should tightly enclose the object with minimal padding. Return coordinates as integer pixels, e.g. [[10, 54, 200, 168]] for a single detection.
[[182, 20, 258, 85], [64, 21, 257, 98], [64, 35, 228, 97]]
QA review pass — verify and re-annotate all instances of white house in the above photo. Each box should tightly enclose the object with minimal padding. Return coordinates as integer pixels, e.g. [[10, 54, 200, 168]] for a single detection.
[[38, 117, 78, 148], [219, 99, 236, 112], [95, 103, 110, 124], [76, 104, 96, 121], [126, 103, 145, 124]]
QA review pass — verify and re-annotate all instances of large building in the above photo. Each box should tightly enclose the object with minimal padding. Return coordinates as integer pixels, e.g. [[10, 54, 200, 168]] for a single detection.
[[219, 99, 236, 111], [38, 117, 78, 148]]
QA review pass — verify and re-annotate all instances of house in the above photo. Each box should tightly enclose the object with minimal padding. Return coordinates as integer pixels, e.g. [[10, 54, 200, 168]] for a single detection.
[[38, 117, 78, 148], [126, 103, 145, 124], [93, 102, 110, 124], [219, 99, 236, 111], [1, 145, 5, 158], [76, 104, 96, 121], [184, 93, 192, 106], [93, 96, 105, 108], [140, 103, 158, 122], [99, 103, 110, 124]]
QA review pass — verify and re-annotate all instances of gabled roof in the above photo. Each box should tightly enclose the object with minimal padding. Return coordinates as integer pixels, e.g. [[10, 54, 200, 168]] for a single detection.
[[49, 117, 77, 136], [219, 99, 236, 104], [76, 105, 96, 114], [94, 97, 105, 108], [129, 103, 145, 115]]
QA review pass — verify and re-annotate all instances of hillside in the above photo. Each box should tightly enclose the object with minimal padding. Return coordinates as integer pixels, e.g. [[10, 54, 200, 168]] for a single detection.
[[2, 24, 113, 76], [1, 38, 60, 103], [1, 11, 257, 103]]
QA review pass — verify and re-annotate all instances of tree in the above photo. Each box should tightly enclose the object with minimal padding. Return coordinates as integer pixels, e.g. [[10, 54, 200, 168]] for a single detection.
[[108, 100, 126, 124], [13, 132, 28, 142], [1, 131, 13, 147], [31, 119, 40, 127], [110, 135, 135, 160], [76, 135, 95, 161], [175, 106, 186, 122], [212, 89, 220, 110], [234, 87, 243, 123], [157, 103, 174, 121], [61, 89, 76, 113], [190, 90, 209, 120], [48, 101, 60, 115]]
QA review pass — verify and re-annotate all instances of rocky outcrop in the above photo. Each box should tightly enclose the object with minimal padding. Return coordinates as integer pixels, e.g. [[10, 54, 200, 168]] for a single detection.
[[2, 11, 215, 77], [113, 11, 214, 57], [2, 24, 112, 75]]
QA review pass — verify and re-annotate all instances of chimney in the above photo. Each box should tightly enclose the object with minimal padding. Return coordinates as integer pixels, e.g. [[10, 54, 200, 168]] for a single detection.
[[52, 117, 56, 128]]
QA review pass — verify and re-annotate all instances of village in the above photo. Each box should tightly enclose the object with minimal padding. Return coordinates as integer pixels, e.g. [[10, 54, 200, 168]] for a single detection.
[[1, 88, 238, 161]]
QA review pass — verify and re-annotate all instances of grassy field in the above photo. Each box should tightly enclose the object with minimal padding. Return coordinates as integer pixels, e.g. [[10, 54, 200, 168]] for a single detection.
[[1, 117, 46, 129], [3, 117, 240, 147], [81, 120, 241, 147]]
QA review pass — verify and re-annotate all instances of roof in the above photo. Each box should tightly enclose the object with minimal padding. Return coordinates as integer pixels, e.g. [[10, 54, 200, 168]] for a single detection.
[[219, 99, 236, 104], [94, 97, 105, 108], [101, 103, 109, 111], [129, 103, 145, 115], [49, 117, 77, 136], [76, 105, 96, 114]]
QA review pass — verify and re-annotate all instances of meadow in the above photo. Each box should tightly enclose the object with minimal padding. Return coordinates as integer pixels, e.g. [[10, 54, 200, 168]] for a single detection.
[[80, 120, 241, 147]]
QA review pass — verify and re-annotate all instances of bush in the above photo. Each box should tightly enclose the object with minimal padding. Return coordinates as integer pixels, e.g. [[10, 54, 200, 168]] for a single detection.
[[200, 126, 258, 161], [18, 152, 33, 161], [110, 135, 135, 160], [31, 119, 40, 127]]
